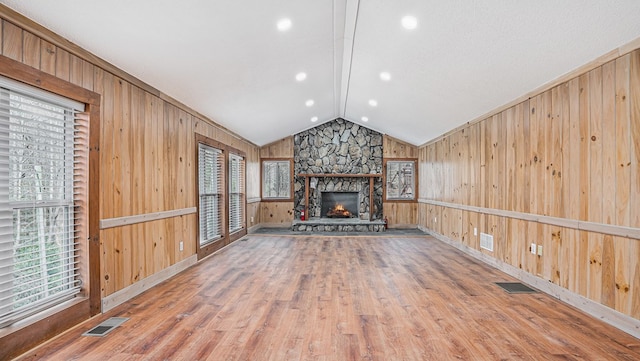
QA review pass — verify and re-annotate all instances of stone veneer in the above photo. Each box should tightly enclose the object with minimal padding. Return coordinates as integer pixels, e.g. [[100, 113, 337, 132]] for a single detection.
[[294, 118, 383, 220]]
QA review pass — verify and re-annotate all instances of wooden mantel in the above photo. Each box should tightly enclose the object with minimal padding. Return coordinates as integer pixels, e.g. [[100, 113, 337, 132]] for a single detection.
[[298, 173, 383, 221]]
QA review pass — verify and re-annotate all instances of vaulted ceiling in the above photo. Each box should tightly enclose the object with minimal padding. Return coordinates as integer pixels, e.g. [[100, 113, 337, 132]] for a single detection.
[[2, 1, 640, 146]]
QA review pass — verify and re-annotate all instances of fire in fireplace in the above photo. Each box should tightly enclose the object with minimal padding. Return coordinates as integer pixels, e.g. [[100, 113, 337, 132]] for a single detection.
[[321, 192, 358, 219], [327, 204, 351, 218]]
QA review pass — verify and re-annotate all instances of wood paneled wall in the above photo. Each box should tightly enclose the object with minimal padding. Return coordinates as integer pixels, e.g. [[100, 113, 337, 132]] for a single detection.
[[418, 49, 640, 320], [383, 135, 418, 227], [0, 12, 260, 298], [259, 136, 295, 225]]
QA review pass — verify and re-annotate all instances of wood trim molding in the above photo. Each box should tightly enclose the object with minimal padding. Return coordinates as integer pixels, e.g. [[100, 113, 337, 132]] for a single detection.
[[100, 207, 197, 229], [420, 35, 640, 147], [421, 226, 640, 339], [419, 199, 640, 240], [247, 197, 261, 204], [101, 255, 197, 312]]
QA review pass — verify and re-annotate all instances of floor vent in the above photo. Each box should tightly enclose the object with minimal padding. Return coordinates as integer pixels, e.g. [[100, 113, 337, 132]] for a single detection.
[[480, 232, 494, 252], [496, 282, 538, 294], [82, 317, 129, 337]]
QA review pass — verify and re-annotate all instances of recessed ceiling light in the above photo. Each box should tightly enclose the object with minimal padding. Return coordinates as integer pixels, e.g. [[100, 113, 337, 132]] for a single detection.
[[361, 116, 369, 122], [311, 116, 319, 122], [401, 15, 418, 30], [305, 99, 315, 107], [296, 72, 307, 81], [277, 18, 292, 31], [380, 72, 391, 81], [368, 99, 378, 107]]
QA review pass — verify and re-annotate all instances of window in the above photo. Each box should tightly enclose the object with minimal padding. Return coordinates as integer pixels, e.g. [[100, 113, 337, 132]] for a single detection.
[[385, 160, 417, 200], [262, 159, 292, 200], [198, 143, 224, 246], [228, 153, 245, 233], [0, 76, 86, 328]]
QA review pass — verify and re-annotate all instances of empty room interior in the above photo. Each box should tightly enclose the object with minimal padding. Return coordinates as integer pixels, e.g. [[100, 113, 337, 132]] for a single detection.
[[1, 1, 640, 360]]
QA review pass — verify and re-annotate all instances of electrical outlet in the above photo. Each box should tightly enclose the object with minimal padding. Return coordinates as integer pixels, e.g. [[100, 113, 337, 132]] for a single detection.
[[474, 227, 477, 236], [530, 243, 536, 254], [179, 241, 184, 252], [537, 245, 543, 256], [434, 217, 437, 223], [250, 216, 254, 223]]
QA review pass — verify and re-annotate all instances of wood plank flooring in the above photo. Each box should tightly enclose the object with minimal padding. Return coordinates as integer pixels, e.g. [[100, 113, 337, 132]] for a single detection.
[[16, 235, 640, 360]]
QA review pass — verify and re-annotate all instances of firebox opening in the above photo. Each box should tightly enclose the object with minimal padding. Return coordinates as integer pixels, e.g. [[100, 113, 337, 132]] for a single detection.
[[321, 192, 358, 219], [327, 204, 351, 218]]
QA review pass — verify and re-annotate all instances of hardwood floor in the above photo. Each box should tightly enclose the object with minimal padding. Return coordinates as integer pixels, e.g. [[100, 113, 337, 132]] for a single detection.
[[15, 235, 640, 360]]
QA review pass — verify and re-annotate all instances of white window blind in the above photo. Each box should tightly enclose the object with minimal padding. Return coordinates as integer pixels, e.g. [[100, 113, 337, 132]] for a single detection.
[[198, 143, 223, 245], [228, 153, 245, 233], [262, 160, 290, 199], [0, 76, 86, 328]]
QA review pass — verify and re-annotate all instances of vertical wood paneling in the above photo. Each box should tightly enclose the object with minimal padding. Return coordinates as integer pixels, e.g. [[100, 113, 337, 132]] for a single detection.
[[615, 55, 631, 227], [576, 74, 591, 296], [383, 135, 418, 158], [22, 31, 40, 69], [69, 54, 82, 86], [459, 128, 468, 205], [588, 66, 604, 302], [614, 55, 632, 315], [82, 60, 94, 91], [418, 48, 640, 320], [602, 61, 617, 225], [130, 85, 144, 279], [142, 93, 155, 278], [55, 47, 70, 81], [39, 40, 56, 75], [2, 20, 22, 61], [260, 202, 293, 224], [630, 50, 640, 319], [513, 104, 524, 213], [601, 59, 618, 311], [562, 81, 576, 289]]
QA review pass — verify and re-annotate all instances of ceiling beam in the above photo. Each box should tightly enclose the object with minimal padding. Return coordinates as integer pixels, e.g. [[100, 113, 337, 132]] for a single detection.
[[334, 0, 359, 118]]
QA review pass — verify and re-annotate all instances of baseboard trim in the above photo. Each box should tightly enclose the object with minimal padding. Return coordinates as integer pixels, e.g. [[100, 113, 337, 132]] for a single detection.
[[101, 255, 198, 313], [419, 226, 640, 339]]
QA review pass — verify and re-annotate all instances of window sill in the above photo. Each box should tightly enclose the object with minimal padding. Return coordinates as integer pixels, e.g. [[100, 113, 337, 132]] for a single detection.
[[0, 296, 89, 338]]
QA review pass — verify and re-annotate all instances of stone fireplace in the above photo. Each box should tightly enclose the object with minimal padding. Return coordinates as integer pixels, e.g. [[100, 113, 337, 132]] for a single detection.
[[291, 118, 385, 232]]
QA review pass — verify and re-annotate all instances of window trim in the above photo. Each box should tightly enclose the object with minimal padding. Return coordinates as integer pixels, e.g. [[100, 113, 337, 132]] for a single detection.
[[0, 79, 85, 329], [226, 147, 246, 243], [194, 135, 227, 260], [197, 142, 224, 247], [260, 158, 293, 202], [228, 152, 245, 234], [194, 136, 247, 258], [0, 55, 100, 358], [383, 158, 418, 202]]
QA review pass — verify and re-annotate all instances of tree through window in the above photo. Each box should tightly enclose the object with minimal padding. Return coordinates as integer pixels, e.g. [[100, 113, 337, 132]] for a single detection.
[[0, 76, 86, 328], [385, 160, 417, 200]]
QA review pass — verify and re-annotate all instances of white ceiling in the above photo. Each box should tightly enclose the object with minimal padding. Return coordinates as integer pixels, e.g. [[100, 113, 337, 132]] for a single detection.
[[2, 0, 640, 146]]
